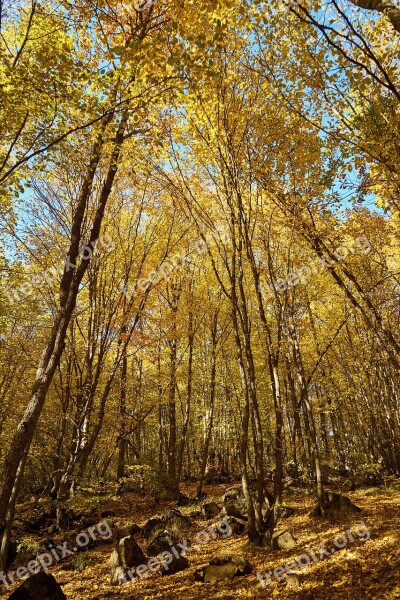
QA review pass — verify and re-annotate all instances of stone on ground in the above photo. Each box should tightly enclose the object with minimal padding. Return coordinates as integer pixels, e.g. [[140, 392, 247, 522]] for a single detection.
[[309, 492, 361, 517], [202, 502, 221, 519], [8, 572, 66, 600], [269, 529, 297, 550], [109, 535, 146, 585], [160, 554, 189, 576], [286, 572, 301, 590], [210, 515, 246, 536], [223, 486, 273, 522], [142, 509, 191, 540], [194, 554, 252, 583]]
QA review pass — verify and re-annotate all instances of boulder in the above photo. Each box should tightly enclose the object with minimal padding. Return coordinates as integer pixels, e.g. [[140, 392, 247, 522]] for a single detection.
[[142, 509, 191, 540], [194, 554, 252, 583], [146, 529, 190, 576], [165, 509, 192, 535], [210, 516, 245, 537], [223, 487, 248, 520], [142, 515, 165, 539], [202, 502, 221, 520], [269, 530, 297, 550], [8, 573, 66, 600], [286, 572, 301, 590], [309, 492, 361, 517], [160, 554, 189, 576], [25, 509, 56, 534], [223, 487, 272, 521], [109, 535, 146, 585], [147, 528, 189, 556], [197, 562, 237, 583]]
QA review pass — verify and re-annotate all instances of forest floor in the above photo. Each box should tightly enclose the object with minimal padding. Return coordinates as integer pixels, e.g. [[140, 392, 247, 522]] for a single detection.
[[2, 483, 400, 600]]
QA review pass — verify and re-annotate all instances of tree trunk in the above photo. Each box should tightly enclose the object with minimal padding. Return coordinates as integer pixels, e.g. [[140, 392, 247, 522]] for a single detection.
[[0, 108, 129, 569], [196, 315, 217, 498], [177, 307, 194, 484], [116, 346, 128, 481], [166, 281, 181, 497]]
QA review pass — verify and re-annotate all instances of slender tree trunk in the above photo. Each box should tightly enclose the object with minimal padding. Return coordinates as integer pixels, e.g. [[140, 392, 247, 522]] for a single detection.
[[290, 325, 325, 514], [177, 308, 194, 484], [196, 315, 217, 498], [0, 450, 29, 572], [0, 108, 129, 568], [116, 346, 128, 481], [166, 282, 181, 497]]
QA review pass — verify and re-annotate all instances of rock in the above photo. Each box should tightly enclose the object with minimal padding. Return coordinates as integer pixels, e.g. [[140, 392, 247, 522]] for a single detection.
[[197, 562, 237, 583], [269, 530, 297, 550], [202, 502, 221, 520], [160, 554, 189, 576], [109, 535, 146, 585], [142, 515, 165, 539], [210, 516, 246, 536], [309, 492, 361, 517], [165, 509, 192, 534], [209, 554, 252, 573], [78, 514, 99, 529], [143, 509, 191, 540], [146, 529, 190, 576], [8, 572, 66, 600], [223, 487, 248, 520], [286, 572, 301, 590], [225, 516, 246, 535], [223, 487, 272, 521], [147, 529, 174, 556], [147, 528, 189, 556], [194, 554, 252, 583]]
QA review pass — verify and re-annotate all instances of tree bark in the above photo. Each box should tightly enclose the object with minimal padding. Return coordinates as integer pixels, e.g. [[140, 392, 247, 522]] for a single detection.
[[0, 107, 129, 569], [350, 0, 400, 33], [196, 314, 218, 498]]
